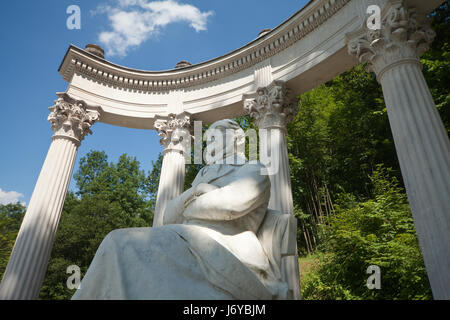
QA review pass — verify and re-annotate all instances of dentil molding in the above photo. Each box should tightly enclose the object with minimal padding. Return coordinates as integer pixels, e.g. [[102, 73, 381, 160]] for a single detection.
[[59, 0, 351, 92]]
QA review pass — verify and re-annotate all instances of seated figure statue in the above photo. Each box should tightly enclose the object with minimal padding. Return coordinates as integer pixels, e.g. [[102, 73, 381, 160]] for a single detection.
[[72, 119, 296, 300]]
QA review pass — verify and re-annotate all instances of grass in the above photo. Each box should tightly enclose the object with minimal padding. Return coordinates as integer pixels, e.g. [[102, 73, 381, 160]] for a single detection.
[[298, 254, 321, 298], [298, 254, 320, 279]]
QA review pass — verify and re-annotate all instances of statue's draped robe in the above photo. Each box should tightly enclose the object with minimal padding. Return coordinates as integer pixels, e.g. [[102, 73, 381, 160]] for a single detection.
[[72, 162, 289, 300]]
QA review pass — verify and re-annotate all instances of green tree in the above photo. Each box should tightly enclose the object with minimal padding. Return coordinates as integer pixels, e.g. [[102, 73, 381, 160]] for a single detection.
[[148, 153, 163, 205], [301, 166, 431, 300], [0, 203, 25, 280], [422, 0, 450, 134], [287, 66, 399, 255], [39, 151, 154, 299], [289, 1, 449, 257]]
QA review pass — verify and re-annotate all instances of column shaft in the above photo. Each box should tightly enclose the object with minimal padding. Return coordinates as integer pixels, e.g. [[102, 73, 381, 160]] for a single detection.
[[380, 62, 450, 299], [265, 129, 295, 215], [245, 81, 301, 299], [153, 150, 186, 227], [262, 127, 301, 300], [0, 138, 78, 299], [347, 1, 449, 299], [0, 93, 99, 299], [153, 112, 191, 227]]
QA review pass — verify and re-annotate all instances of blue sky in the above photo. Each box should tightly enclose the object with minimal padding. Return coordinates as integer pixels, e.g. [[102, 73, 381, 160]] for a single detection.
[[0, 0, 308, 205]]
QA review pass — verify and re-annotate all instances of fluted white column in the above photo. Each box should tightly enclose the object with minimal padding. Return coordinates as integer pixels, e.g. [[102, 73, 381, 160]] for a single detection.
[[245, 81, 301, 299], [153, 113, 192, 227], [0, 94, 99, 299], [348, 0, 450, 299]]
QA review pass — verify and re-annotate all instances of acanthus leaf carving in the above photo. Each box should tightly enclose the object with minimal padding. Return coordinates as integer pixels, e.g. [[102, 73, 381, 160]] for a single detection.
[[48, 94, 100, 144], [154, 113, 192, 153], [244, 81, 298, 129], [348, 2, 436, 80]]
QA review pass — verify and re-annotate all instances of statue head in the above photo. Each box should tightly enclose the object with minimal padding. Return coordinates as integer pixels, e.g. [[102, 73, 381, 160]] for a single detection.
[[204, 119, 246, 165]]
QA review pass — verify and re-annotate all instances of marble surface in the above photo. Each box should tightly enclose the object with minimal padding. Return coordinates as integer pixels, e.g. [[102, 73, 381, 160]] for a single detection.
[[72, 120, 293, 300]]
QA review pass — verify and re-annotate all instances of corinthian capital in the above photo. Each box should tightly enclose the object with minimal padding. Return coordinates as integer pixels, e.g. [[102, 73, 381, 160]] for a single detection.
[[244, 81, 297, 129], [48, 93, 100, 145], [154, 112, 192, 154], [347, 1, 435, 80]]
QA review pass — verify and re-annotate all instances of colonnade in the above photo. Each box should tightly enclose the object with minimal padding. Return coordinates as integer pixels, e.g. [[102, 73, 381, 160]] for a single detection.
[[1, 0, 449, 300]]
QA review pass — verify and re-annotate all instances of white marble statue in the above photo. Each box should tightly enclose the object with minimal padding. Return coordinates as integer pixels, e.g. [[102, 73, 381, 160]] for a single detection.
[[72, 119, 296, 300]]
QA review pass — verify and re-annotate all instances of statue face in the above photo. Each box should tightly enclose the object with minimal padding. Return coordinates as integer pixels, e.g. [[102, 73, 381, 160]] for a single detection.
[[204, 120, 243, 165], [203, 128, 232, 165]]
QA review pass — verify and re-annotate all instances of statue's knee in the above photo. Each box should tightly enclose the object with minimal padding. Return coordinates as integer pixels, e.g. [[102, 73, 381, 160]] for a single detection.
[[104, 228, 127, 243]]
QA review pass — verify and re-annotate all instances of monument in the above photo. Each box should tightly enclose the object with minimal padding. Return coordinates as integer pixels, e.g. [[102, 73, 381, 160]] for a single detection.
[[72, 119, 296, 300], [0, 0, 449, 300]]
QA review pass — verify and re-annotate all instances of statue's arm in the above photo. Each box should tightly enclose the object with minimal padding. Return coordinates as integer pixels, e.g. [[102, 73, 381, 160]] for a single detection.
[[162, 188, 195, 225], [162, 183, 219, 225], [183, 164, 270, 221]]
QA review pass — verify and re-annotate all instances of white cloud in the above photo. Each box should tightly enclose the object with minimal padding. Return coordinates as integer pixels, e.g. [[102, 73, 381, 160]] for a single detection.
[[94, 0, 213, 57], [0, 188, 25, 206]]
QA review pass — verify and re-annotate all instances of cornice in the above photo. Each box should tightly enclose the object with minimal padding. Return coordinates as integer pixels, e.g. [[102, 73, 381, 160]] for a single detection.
[[59, 0, 351, 92]]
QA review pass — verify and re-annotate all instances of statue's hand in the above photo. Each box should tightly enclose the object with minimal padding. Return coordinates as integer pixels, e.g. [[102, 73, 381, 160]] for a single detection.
[[193, 183, 219, 196], [184, 183, 219, 209]]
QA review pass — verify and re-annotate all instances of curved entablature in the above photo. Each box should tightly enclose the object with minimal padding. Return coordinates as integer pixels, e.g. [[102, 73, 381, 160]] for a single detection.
[[58, 0, 441, 129], [59, 0, 350, 92]]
